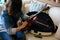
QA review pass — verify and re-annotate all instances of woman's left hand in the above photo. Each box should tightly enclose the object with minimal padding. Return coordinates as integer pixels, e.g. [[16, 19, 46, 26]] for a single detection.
[[17, 19, 22, 26], [16, 21, 28, 32]]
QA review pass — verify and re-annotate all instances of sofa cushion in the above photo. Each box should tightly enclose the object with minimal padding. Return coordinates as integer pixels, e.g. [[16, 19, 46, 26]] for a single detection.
[[29, 1, 47, 12]]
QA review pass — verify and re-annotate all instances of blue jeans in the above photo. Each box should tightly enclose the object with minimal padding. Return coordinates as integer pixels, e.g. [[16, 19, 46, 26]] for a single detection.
[[0, 31, 26, 40], [16, 31, 26, 40], [0, 32, 12, 40]]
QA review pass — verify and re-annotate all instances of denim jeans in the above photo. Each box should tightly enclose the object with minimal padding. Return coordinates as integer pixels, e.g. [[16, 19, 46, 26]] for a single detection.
[[0, 32, 12, 40], [16, 31, 26, 40], [0, 31, 26, 40]]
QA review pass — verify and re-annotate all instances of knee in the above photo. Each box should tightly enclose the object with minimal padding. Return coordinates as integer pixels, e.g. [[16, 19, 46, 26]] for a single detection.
[[16, 31, 25, 38]]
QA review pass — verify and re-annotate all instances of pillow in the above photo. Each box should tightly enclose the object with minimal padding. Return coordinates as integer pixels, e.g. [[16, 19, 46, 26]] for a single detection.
[[29, 1, 47, 12]]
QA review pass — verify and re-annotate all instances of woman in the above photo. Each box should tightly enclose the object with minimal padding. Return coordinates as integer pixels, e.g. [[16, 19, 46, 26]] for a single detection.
[[2, 0, 28, 40]]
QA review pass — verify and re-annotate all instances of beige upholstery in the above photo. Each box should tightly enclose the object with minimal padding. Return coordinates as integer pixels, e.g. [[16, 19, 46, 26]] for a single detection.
[[49, 7, 60, 40]]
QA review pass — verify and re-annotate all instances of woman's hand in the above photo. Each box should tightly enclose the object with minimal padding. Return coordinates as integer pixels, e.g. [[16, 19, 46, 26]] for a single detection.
[[16, 21, 28, 32], [17, 19, 22, 26]]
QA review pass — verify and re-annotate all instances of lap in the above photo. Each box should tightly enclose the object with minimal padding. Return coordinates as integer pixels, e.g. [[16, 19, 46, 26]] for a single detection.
[[16, 31, 25, 38]]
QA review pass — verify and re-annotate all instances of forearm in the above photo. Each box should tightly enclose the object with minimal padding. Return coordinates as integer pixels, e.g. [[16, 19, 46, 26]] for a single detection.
[[16, 21, 28, 32]]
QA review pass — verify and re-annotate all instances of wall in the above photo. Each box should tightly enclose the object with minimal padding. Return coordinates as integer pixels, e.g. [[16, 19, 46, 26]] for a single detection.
[[37, 0, 60, 7]]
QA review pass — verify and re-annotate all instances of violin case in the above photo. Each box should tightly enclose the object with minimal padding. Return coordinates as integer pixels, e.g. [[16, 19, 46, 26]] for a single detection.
[[27, 12, 58, 33]]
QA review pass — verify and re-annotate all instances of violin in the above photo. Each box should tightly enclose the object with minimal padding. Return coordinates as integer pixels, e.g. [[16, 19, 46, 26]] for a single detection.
[[22, 15, 38, 31], [18, 11, 50, 31], [17, 12, 40, 31]]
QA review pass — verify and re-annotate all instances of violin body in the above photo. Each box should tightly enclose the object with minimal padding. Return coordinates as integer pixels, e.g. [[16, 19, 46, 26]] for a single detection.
[[22, 16, 38, 31]]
